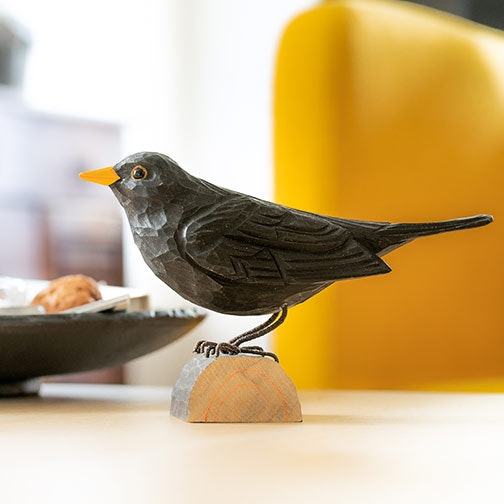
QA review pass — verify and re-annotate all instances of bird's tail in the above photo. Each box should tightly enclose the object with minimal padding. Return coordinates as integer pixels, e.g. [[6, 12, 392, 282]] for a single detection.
[[371, 214, 493, 256]]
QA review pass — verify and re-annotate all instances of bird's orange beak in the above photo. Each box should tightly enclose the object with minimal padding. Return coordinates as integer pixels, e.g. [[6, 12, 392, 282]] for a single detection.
[[79, 166, 120, 186]]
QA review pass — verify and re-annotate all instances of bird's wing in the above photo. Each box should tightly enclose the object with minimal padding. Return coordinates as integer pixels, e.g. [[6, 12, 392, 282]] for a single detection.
[[177, 196, 390, 285]]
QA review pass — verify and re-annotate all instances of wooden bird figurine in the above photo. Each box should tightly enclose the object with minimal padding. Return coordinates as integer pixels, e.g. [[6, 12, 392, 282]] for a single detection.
[[80, 152, 492, 361]]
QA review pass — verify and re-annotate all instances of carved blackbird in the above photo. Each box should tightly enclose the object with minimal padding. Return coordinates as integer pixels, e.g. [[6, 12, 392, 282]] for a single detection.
[[80, 152, 492, 361]]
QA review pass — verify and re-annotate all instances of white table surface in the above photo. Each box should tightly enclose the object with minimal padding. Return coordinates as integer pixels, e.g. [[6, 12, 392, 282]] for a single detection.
[[0, 383, 503, 504]]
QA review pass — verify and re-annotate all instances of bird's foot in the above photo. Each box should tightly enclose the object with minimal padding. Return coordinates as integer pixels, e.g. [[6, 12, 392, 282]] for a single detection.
[[194, 340, 239, 358], [193, 340, 278, 362], [194, 305, 287, 363]]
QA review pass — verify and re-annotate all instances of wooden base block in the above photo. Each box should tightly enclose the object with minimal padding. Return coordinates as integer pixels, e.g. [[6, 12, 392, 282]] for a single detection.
[[170, 355, 302, 423]]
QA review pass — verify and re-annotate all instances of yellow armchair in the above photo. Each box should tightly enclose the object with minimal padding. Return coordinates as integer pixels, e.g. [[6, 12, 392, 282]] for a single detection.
[[273, 0, 504, 390]]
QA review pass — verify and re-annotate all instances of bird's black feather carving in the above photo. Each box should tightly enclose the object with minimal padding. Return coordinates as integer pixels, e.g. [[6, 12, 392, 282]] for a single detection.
[[80, 151, 493, 359]]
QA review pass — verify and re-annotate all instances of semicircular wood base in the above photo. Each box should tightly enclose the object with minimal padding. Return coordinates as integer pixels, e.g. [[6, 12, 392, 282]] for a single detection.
[[170, 355, 302, 423]]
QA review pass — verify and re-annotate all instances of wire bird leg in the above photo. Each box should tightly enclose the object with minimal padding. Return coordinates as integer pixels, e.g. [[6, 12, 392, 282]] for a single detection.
[[193, 304, 288, 362]]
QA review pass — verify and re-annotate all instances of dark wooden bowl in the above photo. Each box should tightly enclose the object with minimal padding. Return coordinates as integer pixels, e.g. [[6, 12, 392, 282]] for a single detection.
[[0, 309, 204, 395]]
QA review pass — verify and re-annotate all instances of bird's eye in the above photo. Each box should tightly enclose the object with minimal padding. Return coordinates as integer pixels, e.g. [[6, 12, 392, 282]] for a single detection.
[[131, 165, 148, 180]]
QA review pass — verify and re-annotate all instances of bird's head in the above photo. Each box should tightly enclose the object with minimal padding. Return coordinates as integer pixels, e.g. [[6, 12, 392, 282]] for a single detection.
[[79, 152, 182, 200]]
